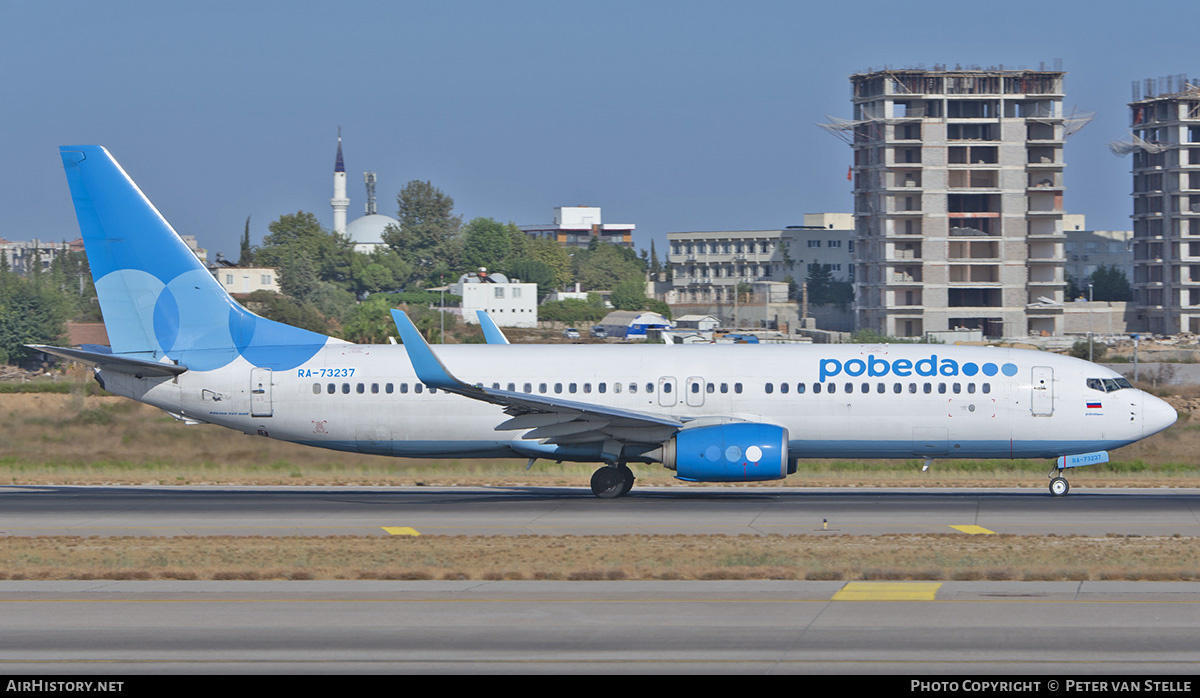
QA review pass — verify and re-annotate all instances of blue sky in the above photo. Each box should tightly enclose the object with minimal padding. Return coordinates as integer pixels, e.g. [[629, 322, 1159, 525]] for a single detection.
[[2, 0, 1196, 260]]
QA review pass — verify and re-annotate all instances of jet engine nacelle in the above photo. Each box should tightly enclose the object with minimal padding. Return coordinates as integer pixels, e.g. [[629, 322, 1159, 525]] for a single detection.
[[663, 423, 790, 482]]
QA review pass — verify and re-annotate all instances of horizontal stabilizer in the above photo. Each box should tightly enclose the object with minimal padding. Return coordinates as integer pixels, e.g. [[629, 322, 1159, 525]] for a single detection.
[[29, 345, 187, 377]]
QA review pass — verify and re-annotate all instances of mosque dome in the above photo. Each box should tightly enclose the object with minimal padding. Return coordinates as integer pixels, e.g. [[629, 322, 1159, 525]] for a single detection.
[[346, 214, 398, 246]]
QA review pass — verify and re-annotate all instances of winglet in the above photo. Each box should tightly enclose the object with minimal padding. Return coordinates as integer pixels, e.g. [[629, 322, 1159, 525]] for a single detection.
[[391, 310, 469, 392], [476, 311, 510, 345]]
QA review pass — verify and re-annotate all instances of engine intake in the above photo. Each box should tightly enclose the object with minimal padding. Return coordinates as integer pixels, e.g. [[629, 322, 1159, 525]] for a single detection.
[[663, 423, 790, 482]]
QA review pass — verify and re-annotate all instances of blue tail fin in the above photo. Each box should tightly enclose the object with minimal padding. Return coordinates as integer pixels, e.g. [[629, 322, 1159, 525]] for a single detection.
[[60, 146, 330, 371]]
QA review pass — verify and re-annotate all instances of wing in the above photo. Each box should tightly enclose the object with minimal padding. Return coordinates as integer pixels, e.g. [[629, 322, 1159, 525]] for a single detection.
[[475, 310, 510, 345], [391, 310, 684, 449]]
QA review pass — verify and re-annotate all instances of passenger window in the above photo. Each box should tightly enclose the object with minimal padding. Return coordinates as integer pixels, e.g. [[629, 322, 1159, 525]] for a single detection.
[[415, 383, 423, 394], [356, 383, 365, 394], [861, 383, 869, 394], [720, 383, 729, 394], [828, 383, 837, 394], [982, 383, 991, 394], [813, 383, 822, 394], [938, 383, 947, 394], [663, 383, 672, 394], [524, 383, 532, 393], [877, 383, 885, 393], [692, 383, 701, 393], [796, 383, 806, 394], [647, 383, 655, 393], [908, 383, 917, 394], [386, 383, 394, 394], [893, 383, 901, 394], [555, 383, 563, 394], [629, 383, 638, 394], [734, 383, 742, 394], [312, 383, 321, 395], [400, 383, 408, 394], [706, 383, 715, 394], [923, 383, 932, 394], [583, 383, 591, 393], [539, 383, 547, 393], [967, 383, 976, 394], [765, 383, 774, 394], [507, 383, 516, 392], [953, 383, 961, 394], [371, 383, 379, 394], [780, 382, 789, 394], [614, 383, 622, 394], [569, 383, 577, 393], [492, 382, 500, 389], [342, 383, 350, 394], [844, 383, 853, 393], [599, 383, 607, 394], [327, 383, 335, 394]]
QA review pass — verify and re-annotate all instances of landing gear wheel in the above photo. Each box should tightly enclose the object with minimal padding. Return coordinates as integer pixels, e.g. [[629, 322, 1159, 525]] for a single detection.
[[617, 464, 635, 497], [1049, 476, 1070, 497], [590, 467, 625, 499]]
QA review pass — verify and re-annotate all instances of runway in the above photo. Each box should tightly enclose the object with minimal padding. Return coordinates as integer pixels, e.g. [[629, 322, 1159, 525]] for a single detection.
[[1, 580, 1198, 674], [1, 485, 1199, 537]]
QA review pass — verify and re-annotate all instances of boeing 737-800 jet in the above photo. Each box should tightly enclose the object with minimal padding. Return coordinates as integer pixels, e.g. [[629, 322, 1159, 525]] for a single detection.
[[35, 146, 1178, 498]]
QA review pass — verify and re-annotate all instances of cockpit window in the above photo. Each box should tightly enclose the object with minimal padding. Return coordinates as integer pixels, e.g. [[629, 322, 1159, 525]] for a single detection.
[[1088, 377, 1133, 393]]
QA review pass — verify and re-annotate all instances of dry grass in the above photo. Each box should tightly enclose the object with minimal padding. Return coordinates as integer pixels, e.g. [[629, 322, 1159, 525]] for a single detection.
[[1, 389, 1199, 488], [0, 534, 1195, 582]]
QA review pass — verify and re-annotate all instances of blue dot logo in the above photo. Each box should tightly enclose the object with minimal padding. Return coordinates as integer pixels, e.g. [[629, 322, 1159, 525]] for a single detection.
[[1001, 363, 1018, 377], [982, 363, 998, 376], [963, 362, 979, 376]]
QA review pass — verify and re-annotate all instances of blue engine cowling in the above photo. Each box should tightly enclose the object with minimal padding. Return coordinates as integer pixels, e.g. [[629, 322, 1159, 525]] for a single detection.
[[663, 423, 790, 482]]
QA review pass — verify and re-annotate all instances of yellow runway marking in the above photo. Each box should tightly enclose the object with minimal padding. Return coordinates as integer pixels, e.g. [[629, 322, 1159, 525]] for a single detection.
[[950, 525, 995, 535], [832, 582, 942, 601], [381, 527, 420, 536]]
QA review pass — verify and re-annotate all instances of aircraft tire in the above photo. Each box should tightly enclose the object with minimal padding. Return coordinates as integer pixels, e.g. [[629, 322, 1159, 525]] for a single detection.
[[1049, 476, 1070, 497], [591, 467, 625, 499], [617, 464, 635, 497]]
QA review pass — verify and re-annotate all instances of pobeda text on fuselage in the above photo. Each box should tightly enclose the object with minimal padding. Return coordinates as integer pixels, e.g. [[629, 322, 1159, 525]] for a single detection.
[[35, 146, 1178, 498]]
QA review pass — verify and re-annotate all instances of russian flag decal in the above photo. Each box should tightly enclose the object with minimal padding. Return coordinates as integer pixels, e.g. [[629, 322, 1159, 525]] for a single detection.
[[1086, 401, 1102, 409]]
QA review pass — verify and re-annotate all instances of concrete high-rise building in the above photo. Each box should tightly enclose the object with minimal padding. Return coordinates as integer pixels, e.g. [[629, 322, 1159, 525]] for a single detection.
[[829, 66, 1085, 339], [1119, 76, 1200, 334]]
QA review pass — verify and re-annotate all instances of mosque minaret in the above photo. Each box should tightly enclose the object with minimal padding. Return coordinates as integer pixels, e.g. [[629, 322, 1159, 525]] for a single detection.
[[330, 129, 349, 235]]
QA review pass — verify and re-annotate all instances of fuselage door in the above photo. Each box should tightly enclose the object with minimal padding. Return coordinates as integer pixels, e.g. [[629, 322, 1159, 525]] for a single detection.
[[685, 376, 705, 407], [658, 376, 677, 407], [1031, 366, 1053, 416], [251, 367, 273, 418]]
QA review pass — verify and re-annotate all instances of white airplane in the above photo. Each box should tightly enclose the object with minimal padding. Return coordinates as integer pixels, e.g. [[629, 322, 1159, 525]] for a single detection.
[[36, 146, 1177, 498]]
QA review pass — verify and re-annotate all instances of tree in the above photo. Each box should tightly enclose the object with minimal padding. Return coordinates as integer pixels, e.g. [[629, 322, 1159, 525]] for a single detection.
[[461, 217, 512, 271], [0, 270, 70, 363], [238, 216, 255, 266], [382, 180, 462, 284], [610, 278, 648, 311], [1090, 265, 1133, 302], [573, 241, 644, 291], [256, 212, 353, 287]]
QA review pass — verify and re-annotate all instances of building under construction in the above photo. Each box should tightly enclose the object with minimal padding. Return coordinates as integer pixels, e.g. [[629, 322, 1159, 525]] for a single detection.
[[826, 65, 1090, 339], [1112, 75, 1200, 335]]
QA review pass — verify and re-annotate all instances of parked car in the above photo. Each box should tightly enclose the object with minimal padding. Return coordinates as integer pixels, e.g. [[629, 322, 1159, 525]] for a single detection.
[[590, 326, 608, 338], [562, 328, 581, 339]]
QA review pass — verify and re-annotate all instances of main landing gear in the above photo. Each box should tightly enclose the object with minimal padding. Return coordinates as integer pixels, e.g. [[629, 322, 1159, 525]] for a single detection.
[[590, 463, 635, 499]]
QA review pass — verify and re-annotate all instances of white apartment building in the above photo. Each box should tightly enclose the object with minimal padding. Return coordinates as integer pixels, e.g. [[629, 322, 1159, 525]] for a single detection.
[[667, 214, 854, 303]]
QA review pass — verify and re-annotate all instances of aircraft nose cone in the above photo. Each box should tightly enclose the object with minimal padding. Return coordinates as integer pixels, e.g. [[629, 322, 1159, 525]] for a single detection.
[[1143, 392, 1178, 438]]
